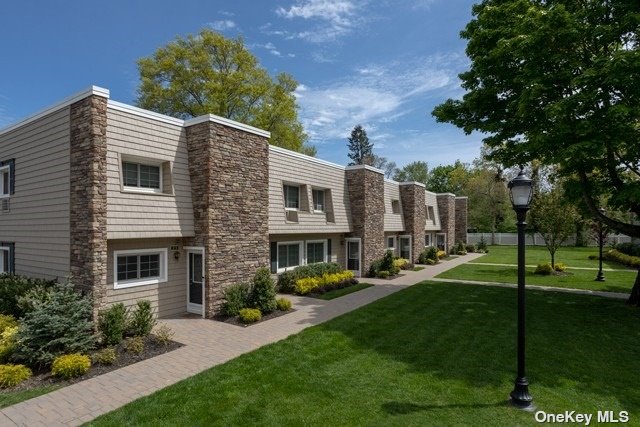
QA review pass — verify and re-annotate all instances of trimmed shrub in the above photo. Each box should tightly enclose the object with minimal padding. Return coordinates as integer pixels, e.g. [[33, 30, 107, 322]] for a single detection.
[[0, 275, 57, 318], [128, 300, 156, 337], [239, 308, 261, 324], [276, 298, 292, 311], [437, 250, 447, 259], [381, 250, 398, 275], [393, 258, 409, 270], [376, 270, 390, 279], [368, 259, 383, 277], [615, 242, 640, 257], [91, 347, 117, 365], [456, 241, 467, 254], [465, 244, 476, 253], [13, 283, 95, 369], [98, 303, 128, 346], [0, 315, 18, 334], [534, 263, 553, 275], [292, 262, 343, 279], [16, 284, 54, 316], [51, 354, 91, 379], [153, 324, 175, 346], [249, 268, 277, 314], [222, 282, 251, 316], [0, 326, 18, 363], [477, 236, 488, 252], [588, 254, 598, 260], [277, 271, 297, 294], [425, 258, 437, 265], [604, 249, 640, 268], [0, 364, 32, 388], [294, 271, 355, 295], [554, 263, 567, 272], [123, 336, 145, 355]]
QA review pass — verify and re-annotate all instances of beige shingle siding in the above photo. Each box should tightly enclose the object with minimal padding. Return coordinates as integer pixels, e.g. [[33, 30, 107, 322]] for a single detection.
[[425, 191, 441, 231], [384, 180, 404, 232], [106, 107, 195, 239], [105, 238, 186, 318], [269, 148, 352, 234], [0, 107, 70, 280]]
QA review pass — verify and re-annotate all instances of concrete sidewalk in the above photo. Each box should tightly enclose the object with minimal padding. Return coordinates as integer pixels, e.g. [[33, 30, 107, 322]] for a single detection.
[[0, 254, 481, 427]]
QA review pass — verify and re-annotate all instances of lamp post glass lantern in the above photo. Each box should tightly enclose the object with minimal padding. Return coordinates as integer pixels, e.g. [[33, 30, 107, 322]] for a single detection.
[[507, 168, 534, 410], [595, 207, 606, 282]]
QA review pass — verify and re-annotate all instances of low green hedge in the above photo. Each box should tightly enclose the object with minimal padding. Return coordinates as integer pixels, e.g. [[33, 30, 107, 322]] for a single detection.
[[277, 263, 344, 293], [604, 249, 640, 268]]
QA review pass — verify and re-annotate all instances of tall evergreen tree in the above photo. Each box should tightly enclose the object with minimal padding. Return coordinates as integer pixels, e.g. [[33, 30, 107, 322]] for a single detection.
[[347, 125, 374, 166]]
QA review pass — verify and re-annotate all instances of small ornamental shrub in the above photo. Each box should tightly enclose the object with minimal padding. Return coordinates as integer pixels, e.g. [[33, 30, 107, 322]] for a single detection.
[[381, 250, 398, 275], [393, 258, 409, 270], [588, 254, 598, 260], [604, 249, 640, 268], [249, 268, 277, 314], [128, 300, 156, 337], [466, 244, 476, 253], [153, 324, 175, 346], [51, 354, 91, 379], [368, 259, 383, 277], [437, 250, 447, 259], [16, 284, 54, 316], [0, 275, 57, 318], [425, 259, 437, 265], [293, 263, 343, 279], [456, 241, 467, 254], [534, 263, 553, 275], [294, 271, 355, 295], [477, 236, 488, 252], [0, 314, 18, 334], [0, 326, 18, 363], [239, 308, 262, 324], [91, 347, 118, 365], [554, 263, 567, 272], [276, 271, 297, 294], [98, 303, 128, 346], [222, 282, 251, 316], [419, 247, 439, 264], [0, 364, 32, 388], [13, 283, 95, 369], [276, 298, 292, 311], [123, 336, 145, 355], [376, 270, 390, 279]]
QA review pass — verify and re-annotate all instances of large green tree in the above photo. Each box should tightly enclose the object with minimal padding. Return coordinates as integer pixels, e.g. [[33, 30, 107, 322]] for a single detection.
[[137, 29, 312, 154], [433, 0, 640, 304], [427, 161, 469, 194], [393, 161, 429, 186], [347, 125, 374, 166]]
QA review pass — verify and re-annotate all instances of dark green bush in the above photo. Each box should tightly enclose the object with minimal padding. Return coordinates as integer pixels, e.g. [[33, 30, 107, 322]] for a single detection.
[[604, 249, 640, 268], [368, 259, 383, 277], [614, 243, 640, 257], [465, 244, 476, 253], [128, 300, 156, 337], [369, 250, 399, 277], [476, 236, 488, 252], [418, 246, 439, 264], [456, 241, 467, 254], [425, 258, 437, 265], [588, 254, 598, 260], [0, 275, 57, 318], [249, 268, 277, 314], [13, 283, 96, 369], [293, 262, 343, 279], [98, 303, 128, 346], [222, 282, 251, 316], [376, 270, 390, 279], [277, 271, 296, 293]]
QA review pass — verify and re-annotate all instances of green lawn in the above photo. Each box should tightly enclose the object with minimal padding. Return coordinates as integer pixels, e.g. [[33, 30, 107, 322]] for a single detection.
[[474, 245, 628, 269], [0, 385, 61, 409], [89, 282, 640, 426], [315, 283, 374, 300]]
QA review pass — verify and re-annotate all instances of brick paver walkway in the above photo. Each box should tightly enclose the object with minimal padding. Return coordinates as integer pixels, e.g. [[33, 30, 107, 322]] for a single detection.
[[0, 254, 483, 427]]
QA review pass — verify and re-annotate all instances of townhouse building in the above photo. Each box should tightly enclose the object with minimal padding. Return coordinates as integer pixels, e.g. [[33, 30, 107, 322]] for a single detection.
[[0, 87, 467, 319]]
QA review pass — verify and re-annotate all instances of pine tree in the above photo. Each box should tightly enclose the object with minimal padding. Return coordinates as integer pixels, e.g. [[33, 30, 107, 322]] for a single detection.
[[347, 125, 374, 166]]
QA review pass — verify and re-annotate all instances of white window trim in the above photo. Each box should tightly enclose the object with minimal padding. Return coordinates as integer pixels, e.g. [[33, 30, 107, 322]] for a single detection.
[[122, 160, 163, 194], [283, 184, 300, 211], [113, 248, 168, 289], [0, 246, 9, 273], [345, 237, 362, 277], [312, 188, 326, 213], [305, 239, 328, 264], [425, 233, 432, 247], [276, 241, 303, 273], [0, 165, 10, 198], [391, 199, 401, 214], [386, 236, 396, 251], [399, 235, 412, 261], [185, 247, 205, 319]]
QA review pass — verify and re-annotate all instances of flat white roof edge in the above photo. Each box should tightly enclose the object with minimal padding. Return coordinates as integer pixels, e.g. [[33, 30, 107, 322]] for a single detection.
[[344, 164, 385, 175], [269, 145, 346, 171], [184, 114, 270, 138], [436, 192, 457, 197], [455, 196, 469, 199], [107, 100, 185, 126], [399, 181, 426, 188], [0, 86, 110, 137]]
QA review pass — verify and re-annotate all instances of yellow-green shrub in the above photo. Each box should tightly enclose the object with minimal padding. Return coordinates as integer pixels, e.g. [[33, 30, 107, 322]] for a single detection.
[[534, 263, 553, 275], [51, 353, 91, 379], [0, 326, 18, 363], [393, 258, 409, 270], [0, 364, 32, 388], [123, 336, 145, 355], [554, 263, 567, 272], [276, 298, 292, 311], [0, 315, 18, 334], [437, 250, 447, 259], [239, 308, 262, 324], [294, 271, 355, 295], [91, 347, 117, 365]]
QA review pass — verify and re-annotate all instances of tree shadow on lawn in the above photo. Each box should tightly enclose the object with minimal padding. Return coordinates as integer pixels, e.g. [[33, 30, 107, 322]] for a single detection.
[[382, 401, 508, 415], [319, 282, 640, 414]]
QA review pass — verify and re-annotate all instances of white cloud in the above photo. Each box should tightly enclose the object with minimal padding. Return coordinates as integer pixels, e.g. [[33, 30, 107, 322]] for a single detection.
[[412, 0, 436, 9], [275, 0, 362, 42], [311, 51, 336, 63], [218, 10, 235, 17], [208, 20, 236, 31]]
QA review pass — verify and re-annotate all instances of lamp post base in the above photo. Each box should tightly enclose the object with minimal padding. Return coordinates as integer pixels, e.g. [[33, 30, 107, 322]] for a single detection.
[[510, 377, 534, 411], [594, 272, 605, 282]]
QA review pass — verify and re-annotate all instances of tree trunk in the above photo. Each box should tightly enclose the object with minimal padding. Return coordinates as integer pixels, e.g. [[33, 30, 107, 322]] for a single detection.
[[627, 268, 640, 306], [551, 251, 555, 269], [491, 218, 496, 245]]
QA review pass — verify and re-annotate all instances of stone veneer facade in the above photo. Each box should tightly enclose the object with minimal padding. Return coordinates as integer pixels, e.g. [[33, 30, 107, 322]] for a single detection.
[[436, 193, 456, 253], [185, 120, 270, 317], [399, 183, 426, 263], [69, 95, 108, 317], [345, 167, 385, 276], [455, 197, 468, 244]]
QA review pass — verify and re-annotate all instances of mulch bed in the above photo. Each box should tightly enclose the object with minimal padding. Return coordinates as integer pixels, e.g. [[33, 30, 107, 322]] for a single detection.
[[213, 308, 296, 328], [4, 336, 183, 393]]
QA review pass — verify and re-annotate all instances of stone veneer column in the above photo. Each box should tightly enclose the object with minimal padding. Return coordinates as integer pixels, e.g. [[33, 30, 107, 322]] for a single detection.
[[345, 166, 385, 277], [185, 120, 269, 317], [399, 183, 426, 264], [69, 95, 108, 316], [455, 197, 468, 244], [436, 193, 456, 252]]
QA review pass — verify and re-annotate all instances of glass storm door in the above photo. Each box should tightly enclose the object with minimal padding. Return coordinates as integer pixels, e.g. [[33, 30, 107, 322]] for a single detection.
[[346, 239, 361, 277], [188, 251, 203, 315], [399, 236, 411, 260]]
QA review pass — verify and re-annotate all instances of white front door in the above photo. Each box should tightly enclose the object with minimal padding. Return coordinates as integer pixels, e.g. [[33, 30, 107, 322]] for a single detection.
[[187, 249, 204, 316], [346, 238, 361, 277]]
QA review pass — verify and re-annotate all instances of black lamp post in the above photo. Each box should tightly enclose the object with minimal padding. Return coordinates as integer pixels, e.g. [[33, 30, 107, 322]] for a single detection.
[[595, 207, 606, 282], [507, 168, 534, 410]]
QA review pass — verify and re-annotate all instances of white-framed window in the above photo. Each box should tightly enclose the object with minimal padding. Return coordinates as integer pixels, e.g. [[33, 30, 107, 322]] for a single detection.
[[283, 184, 300, 210], [122, 161, 162, 192], [306, 240, 327, 264], [312, 189, 325, 212], [0, 165, 10, 198], [391, 200, 401, 214], [0, 246, 11, 273], [277, 241, 303, 272], [399, 235, 412, 261], [387, 236, 396, 251], [425, 234, 432, 247], [114, 248, 167, 289]]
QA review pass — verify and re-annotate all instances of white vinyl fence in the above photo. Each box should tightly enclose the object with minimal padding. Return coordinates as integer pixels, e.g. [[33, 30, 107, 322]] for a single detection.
[[468, 233, 633, 247]]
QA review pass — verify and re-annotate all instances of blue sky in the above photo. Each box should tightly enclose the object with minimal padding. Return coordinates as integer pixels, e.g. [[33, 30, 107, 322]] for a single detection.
[[0, 0, 481, 168]]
